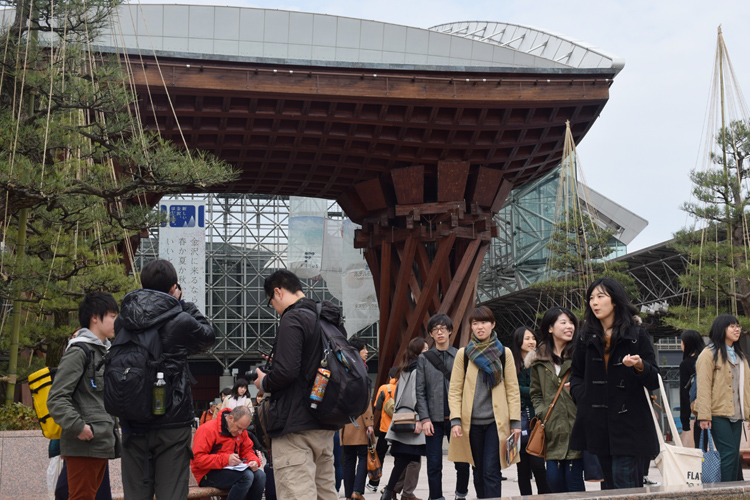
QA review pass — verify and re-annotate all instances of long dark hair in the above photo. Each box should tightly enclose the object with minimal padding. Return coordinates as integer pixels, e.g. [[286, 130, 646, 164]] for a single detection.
[[510, 326, 535, 374], [230, 378, 249, 400], [538, 307, 578, 365], [680, 329, 705, 360], [582, 277, 638, 350], [709, 314, 745, 364], [396, 337, 427, 378]]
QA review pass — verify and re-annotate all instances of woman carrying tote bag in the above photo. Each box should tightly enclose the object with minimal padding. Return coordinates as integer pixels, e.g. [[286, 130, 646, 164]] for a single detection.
[[448, 306, 521, 499], [380, 337, 427, 500], [696, 314, 750, 482], [528, 307, 584, 493], [569, 277, 660, 490]]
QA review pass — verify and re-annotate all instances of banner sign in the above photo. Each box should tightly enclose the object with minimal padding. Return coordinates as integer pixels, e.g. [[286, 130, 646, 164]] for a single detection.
[[158, 201, 206, 312]]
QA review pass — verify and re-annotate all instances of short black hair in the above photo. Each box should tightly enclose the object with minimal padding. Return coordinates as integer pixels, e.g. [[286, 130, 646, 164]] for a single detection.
[[427, 314, 453, 333], [78, 292, 119, 329], [263, 269, 303, 298], [140, 259, 178, 294], [349, 337, 366, 351]]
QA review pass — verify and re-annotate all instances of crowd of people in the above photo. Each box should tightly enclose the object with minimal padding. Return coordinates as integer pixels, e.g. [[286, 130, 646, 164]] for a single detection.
[[44, 262, 750, 500]]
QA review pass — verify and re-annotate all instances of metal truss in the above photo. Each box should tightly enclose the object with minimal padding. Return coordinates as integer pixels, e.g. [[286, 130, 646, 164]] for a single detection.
[[134, 194, 378, 369]]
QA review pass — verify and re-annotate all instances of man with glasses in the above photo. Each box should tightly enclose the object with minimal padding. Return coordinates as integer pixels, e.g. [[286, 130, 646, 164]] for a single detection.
[[253, 269, 340, 500], [416, 314, 471, 500]]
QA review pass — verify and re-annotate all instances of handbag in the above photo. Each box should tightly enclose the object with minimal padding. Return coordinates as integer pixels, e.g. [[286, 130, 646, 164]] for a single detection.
[[699, 429, 722, 483], [390, 410, 418, 433], [525, 372, 569, 459], [645, 374, 703, 488], [366, 434, 382, 481]]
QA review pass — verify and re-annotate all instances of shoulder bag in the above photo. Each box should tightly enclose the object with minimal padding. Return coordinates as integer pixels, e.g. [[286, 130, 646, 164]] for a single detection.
[[526, 372, 569, 459], [390, 371, 418, 433]]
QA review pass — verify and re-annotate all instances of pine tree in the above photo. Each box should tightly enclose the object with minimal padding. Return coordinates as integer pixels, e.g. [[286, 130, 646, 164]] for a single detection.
[[668, 120, 750, 331], [0, 0, 237, 399]]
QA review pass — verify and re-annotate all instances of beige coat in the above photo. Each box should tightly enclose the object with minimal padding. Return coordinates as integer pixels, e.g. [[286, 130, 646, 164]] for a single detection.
[[447, 347, 521, 469], [695, 346, 750, 422], [340, 404, 374, 446]]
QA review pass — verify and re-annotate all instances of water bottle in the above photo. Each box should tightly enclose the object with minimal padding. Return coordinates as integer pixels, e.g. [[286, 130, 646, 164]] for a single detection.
[[309, 368, 331, 409], [153, 372, 166, 415]]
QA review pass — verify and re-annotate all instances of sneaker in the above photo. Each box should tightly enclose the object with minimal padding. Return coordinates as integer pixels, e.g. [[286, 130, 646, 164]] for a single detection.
[[643, 477, 660, 486], [366, 484, 378, 493]]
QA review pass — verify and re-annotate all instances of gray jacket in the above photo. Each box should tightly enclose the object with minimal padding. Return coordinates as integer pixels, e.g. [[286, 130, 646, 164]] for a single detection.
[[48, 329, 120, 459], [385, 365, 426, 446], [416, 346, 458, 423]]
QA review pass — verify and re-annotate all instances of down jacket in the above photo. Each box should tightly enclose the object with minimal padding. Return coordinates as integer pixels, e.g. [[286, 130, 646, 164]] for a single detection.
[[260, 298, 342, 437], [569, 325, 660, 457], [526, 345, 581, 461], [191, 408, 261, 484], [116, 289, 216, 430]]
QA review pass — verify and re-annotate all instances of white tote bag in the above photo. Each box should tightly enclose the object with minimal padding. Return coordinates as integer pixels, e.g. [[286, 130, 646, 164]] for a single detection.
[[645, 374, 703, 488]]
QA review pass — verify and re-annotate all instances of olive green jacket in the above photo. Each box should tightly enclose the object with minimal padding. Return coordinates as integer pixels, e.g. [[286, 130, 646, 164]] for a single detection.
[[48, 329, 120, 459], [527, 346, 581, 461]]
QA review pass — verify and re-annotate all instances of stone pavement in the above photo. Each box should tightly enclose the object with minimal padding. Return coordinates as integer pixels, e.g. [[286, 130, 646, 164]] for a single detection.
[[362, 452, 666, 499]]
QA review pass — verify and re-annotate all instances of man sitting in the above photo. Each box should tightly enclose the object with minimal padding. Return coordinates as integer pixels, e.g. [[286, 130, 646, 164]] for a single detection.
[[192, 406, 266, 500]]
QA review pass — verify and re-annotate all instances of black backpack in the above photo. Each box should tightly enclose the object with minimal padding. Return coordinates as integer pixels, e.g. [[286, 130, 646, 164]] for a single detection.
[[302, 303, 371, 427], [100, 326, 164, 422]]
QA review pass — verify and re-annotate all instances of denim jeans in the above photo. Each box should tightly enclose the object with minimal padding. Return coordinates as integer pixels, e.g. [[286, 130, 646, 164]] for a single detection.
[[545, 458, 584, 493], [469, 423, 501, 499], [425, 420, 470, 499], [200, 467, 266, 500], [342, 444, 368, 496], [516, 449, 550, 495]]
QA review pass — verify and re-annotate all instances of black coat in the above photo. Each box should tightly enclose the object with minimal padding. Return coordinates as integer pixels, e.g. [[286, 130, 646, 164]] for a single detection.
[[261, 298, 342, 438], [116, 289, 216, 429], [679, 355, 697, 431], [569, 325, 660, 457]]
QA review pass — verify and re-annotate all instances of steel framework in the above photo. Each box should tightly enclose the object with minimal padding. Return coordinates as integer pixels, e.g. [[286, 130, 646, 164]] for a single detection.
[[134, 193, 378, 369]]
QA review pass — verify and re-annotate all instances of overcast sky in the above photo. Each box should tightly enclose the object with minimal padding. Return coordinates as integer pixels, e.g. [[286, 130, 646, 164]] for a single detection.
[[140, 0, 750, 251]]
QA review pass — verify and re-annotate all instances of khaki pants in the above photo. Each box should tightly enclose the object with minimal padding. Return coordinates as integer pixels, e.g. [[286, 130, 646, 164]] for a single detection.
[[272, 429, 338, 500]]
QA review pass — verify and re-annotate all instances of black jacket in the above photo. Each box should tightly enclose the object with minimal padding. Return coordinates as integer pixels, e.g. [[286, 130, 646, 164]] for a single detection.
[[569, 325, 660, 457], [261, 298, 342, 438], [116, 289, 215, 430], [679, 355, 698, 431]]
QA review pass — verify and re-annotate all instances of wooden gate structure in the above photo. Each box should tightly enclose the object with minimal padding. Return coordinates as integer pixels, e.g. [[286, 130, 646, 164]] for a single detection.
[[117, 10, 621, 383]]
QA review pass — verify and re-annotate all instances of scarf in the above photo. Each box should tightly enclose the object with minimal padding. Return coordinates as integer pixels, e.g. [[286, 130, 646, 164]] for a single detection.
[[465, 332, 504, 388], [727, 344, 738, 364]]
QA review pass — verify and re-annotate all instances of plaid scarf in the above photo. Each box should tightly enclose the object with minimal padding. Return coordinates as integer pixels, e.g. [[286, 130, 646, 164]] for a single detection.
[[465, 332, 504, 388]]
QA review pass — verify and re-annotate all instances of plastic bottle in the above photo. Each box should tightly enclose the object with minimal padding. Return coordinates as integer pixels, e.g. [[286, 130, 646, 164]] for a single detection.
[[153, 372, 166, 416], [309, 368, 331, 409]]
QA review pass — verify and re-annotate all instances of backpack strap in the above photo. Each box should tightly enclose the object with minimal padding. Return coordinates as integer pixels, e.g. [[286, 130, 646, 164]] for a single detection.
[[67, 343, 96, 389], [423, 350, 451, 381]]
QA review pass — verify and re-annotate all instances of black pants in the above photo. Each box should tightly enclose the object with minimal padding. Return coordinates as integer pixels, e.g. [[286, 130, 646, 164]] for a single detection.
[[369, 431, 390, 487], [516, 449, 550, 495], [386, 454, 420, 491]]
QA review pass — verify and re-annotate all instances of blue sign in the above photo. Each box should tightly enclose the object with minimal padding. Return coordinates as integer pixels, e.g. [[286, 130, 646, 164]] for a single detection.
[[161, 204, 205, 227]]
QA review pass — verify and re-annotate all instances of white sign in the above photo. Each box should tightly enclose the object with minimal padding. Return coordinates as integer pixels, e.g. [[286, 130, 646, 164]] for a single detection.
[[158, 201, 206, 312]]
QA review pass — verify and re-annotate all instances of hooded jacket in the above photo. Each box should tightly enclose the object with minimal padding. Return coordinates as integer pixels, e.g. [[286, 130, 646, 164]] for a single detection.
[[48, 329, 120, 459], [261, 298, 342, 437], [569, 324, 660, 457], [115, 289, 216, 429], [526, 345, 581, 461], [373, 378, 398, 433]]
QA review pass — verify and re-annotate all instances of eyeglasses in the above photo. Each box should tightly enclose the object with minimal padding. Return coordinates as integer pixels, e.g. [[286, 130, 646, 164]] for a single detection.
[[431, 326, 449, 334], [267, 296, 274, 308]]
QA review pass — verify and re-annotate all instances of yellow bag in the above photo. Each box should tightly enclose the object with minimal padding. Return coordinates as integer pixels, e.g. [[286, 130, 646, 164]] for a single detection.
[[28, 367, 62, 439]]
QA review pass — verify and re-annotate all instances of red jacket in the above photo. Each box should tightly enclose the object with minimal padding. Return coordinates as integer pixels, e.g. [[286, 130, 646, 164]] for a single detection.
[[191, 408, 261, 483]]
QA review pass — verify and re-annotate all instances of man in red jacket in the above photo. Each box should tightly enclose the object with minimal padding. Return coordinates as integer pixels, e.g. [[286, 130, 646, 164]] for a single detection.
[[192, 406, 266, 500]]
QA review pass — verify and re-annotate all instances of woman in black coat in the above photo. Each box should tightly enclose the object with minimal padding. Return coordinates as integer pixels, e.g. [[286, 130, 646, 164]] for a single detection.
[[679, 330, 705, 448], [569, 277, 660, 490]]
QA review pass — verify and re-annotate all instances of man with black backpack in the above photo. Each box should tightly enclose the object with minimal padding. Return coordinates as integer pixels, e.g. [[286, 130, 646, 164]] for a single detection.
[[253, 270, 343, 500], [112, 259, 215, 500], [416, 314, 471, 500]]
